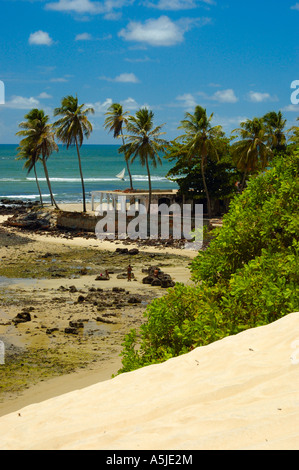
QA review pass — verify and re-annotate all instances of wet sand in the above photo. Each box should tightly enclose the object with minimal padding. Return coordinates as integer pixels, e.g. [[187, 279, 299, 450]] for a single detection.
[[0, 215, 196, 417]]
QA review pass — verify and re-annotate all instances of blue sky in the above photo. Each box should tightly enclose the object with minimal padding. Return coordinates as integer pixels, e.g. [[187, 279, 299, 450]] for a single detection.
[[0, 0, 298, 144]]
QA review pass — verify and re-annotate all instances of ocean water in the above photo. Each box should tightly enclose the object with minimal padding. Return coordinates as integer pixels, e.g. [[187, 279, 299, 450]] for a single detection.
[[0, 144, 178, 204]]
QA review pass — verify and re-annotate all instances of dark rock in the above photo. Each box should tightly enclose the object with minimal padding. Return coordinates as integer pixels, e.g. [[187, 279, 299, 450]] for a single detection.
[[58, 285, 68, 291], [161, 279, 175, 288], [128, 248, 139, 255], [13, 311, 31, 324], [115, 248, 128, 254], [69, 321, 84, 328], [112, 287, 125, 293], [69, 285, 77, 293], [46, 328, 59, 335], [95, 274, 109, 280], [64, 327, 79, 335], [142, 275, 154, 284], [77, 295, 85, 302], [127, 296, 142, 304]]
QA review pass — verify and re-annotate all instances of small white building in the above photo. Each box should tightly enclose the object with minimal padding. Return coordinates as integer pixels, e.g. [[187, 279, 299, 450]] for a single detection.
[[91, 189, 179, 213]]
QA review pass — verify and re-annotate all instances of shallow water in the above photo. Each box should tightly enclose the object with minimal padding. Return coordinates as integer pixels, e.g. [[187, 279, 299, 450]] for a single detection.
[[0, 276, 37, 286]]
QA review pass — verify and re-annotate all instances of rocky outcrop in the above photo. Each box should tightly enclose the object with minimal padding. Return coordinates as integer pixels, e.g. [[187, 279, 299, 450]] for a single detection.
[[142, 266, 175, 288], [12, 311, 32, 325]]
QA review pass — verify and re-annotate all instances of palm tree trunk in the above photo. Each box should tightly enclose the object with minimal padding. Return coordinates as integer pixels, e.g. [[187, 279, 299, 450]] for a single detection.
[[145, 156, 152, 215], [34, 163, 43, 206], [200, 153, 211, 219], [75, 136, 86, 212], [240, 168, 248, 191], [42, 158, 59, 210], [121, 131, 133, 190]]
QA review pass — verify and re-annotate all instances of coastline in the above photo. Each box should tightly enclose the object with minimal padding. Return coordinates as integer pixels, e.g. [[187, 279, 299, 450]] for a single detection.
[[0, 205, 197, 417]]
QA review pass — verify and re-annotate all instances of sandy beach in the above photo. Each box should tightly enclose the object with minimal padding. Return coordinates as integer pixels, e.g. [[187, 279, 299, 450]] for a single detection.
[[0, 206, 197, 417], [0, 311, 298, 450], [1, 205, 298, 450]]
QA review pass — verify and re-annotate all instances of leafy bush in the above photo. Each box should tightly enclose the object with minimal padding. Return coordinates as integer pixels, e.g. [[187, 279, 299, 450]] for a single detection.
[[191, 151, 299, 285], [118, 151, 299, 374]]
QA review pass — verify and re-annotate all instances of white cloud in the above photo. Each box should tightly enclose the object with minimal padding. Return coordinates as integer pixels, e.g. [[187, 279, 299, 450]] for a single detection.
[[100, 73, 140, 83], [46, 0, 104, 14], [38, 92, 52, 99], [176, 93, 198, 110], [120, 97, 139, 110], [125, 56, 157, 63], [4, 96, 40, 109], [87, 98, 113, 114], [214, 114, 248, 132], [75, 32, 92, 40], [144, 0, 215, 8], [50, 77, 69, 82], [291, 3, 299, 10], [211, 88, 238, 103], [282, 104, 299, 112], [247, 91, 278, 103], [144, 0, 197, 10], [45, 0, 133, 17], [118, 15, 206, 46], [174, 88, 237, 108], [29, 30, 54, 46]]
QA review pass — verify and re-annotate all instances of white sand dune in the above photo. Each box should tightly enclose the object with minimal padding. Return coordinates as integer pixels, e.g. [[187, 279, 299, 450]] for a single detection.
[[0, 312, 298, 450]]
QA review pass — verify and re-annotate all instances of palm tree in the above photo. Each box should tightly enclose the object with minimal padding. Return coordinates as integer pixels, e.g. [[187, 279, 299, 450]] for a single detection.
[[53, 95, 94, 212], [231, 117, 273, 190], [16, 109, 59, 209], [104, 103, 133, 190], [263, 110, 287, 153], [287, 117, 299, 146], [16, 141, 43, 206], [119, 107, 168, 212], [177, 105, 223, 219]]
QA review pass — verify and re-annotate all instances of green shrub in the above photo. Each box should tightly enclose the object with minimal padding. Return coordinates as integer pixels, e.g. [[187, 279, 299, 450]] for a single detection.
[[191, 151, 299, 285], [118, 152, 299, 374]]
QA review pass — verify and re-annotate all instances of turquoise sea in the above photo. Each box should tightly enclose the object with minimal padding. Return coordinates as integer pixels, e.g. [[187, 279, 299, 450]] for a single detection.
[[0, 145, 178, 204]]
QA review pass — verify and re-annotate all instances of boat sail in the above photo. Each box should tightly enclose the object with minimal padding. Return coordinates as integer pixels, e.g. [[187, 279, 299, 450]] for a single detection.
[[116, 168, 125, 180]]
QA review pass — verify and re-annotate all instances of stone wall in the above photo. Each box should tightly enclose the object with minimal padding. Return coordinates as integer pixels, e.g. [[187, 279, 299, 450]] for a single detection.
[[56, 211, 101, 232]]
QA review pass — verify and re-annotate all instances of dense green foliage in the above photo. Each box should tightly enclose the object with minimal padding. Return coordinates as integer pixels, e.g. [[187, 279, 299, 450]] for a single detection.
[[118, 151, 299, 373], [165, 137, 240, 207]]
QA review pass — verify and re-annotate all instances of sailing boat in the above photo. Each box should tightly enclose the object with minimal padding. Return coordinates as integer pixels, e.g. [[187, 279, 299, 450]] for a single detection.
[[116, 168, 125, 181]]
